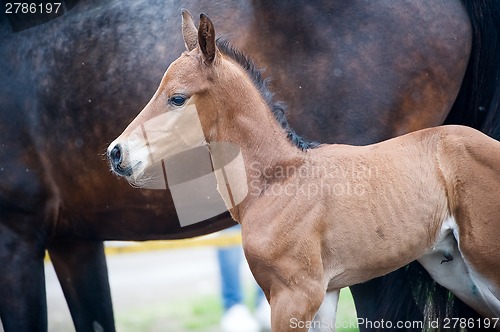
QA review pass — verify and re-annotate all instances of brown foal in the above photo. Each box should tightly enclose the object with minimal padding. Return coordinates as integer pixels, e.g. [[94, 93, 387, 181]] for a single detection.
[[108, 11, 500, 331]]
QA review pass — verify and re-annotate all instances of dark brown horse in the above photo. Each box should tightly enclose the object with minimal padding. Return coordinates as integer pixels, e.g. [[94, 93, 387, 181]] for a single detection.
[[0, 0, 499, 331]]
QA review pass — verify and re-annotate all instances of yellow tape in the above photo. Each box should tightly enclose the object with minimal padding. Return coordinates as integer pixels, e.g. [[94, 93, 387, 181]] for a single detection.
[[44, 233, 242, 263]]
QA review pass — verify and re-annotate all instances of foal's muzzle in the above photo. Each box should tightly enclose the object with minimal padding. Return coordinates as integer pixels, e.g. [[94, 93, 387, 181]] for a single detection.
[[108, 144, 132, 177]]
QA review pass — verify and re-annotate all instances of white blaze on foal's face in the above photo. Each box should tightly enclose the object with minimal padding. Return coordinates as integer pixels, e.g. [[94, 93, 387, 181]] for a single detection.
[[125, 99, 206, 182], [108, 51, 212, 183]]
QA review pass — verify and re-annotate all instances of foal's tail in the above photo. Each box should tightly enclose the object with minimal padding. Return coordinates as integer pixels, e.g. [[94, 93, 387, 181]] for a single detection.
[[446, 0, 500, 141]]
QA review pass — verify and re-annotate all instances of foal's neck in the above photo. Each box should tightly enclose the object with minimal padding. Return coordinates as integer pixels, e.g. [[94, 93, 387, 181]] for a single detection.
[[208, 60, 308, 220]]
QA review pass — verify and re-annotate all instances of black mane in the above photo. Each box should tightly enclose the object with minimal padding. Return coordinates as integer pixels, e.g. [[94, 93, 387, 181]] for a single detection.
[[216, 38, 319, 150]]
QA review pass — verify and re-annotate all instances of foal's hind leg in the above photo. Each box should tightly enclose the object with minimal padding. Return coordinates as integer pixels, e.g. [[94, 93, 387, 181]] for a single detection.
[[48, 240, 115, 332], [0, 230, 47, 332]]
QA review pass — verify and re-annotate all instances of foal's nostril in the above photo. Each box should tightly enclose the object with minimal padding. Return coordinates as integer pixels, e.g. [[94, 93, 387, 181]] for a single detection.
[[109, 144, 122, 166]]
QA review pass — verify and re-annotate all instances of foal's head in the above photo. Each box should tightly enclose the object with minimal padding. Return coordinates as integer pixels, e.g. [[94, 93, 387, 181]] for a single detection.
[[107, 10, 316, 186], [107, 10, 267, 182]]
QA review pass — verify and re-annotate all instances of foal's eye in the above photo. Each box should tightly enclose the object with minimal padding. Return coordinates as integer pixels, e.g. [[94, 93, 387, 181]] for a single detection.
[[169, 95, 187, 107]]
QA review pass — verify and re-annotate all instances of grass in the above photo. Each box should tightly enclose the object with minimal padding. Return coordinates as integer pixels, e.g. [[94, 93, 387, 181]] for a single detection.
[[116, 286, 359, 332], [336, 289, 360, 332]]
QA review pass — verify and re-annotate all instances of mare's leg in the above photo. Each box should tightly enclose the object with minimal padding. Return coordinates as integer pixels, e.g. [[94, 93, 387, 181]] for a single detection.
[[0, 228, 47, 332], [48, 240, 115, 332], [310, 290, 339, 332]]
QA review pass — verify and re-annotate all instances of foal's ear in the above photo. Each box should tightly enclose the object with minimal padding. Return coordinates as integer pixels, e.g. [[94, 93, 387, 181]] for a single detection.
[[181, 9, 198, 51], [198, 13, 216, 65]]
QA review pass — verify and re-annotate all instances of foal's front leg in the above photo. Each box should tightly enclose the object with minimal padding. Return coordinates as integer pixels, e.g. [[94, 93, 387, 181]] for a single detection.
[[270, 282, 326, 332]]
